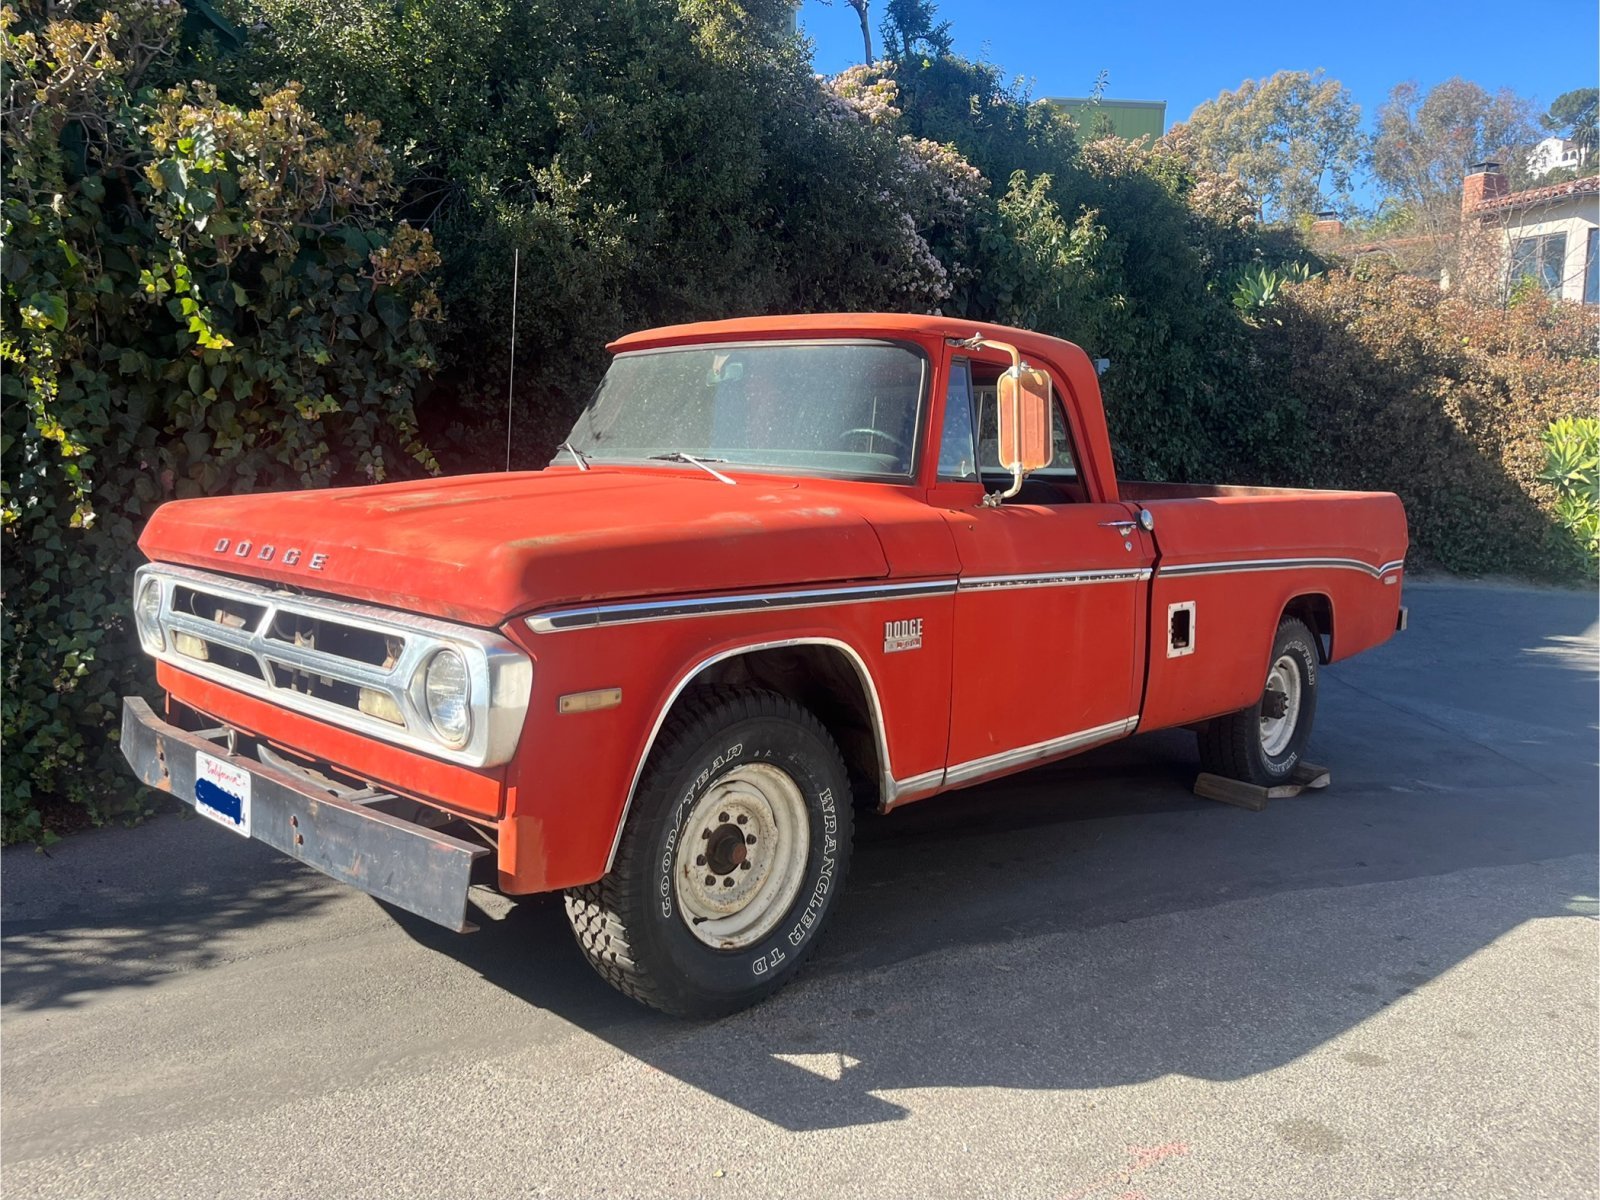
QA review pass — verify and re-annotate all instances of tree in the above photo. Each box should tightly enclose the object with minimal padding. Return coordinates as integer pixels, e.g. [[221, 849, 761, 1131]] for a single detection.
[[1543, 87, 1598, 156], [880, 0, 951, 62], [1371, 78, 1540, 246], [1172, 70, 1365, 222], [821, 0, 874, 65]]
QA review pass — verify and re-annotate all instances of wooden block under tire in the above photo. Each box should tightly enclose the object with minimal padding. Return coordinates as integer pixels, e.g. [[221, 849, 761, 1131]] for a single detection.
[[1194, 762, 1331, 810], [1292, 761, 1331, 789]]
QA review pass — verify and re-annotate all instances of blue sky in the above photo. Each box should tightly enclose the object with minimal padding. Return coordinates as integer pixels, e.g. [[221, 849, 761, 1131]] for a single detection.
[[799, 0, 1598, 138]]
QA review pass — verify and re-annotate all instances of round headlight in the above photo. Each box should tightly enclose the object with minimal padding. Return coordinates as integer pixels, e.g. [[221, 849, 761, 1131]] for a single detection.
[[135, 577, 164, 653], [423, 649, 471, 746]]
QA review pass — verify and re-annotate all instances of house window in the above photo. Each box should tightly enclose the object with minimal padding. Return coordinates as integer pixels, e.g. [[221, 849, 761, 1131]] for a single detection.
[[1511, 232, 1568, 296], [1585, 229, 1598, 306]]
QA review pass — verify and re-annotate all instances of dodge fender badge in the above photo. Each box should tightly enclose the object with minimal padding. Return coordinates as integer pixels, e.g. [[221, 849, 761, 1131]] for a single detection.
[[212, 537, 327, 570]]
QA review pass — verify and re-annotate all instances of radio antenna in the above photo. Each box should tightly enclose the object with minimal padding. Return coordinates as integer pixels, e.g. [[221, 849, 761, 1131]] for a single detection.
[[504, 247, 519, 472]]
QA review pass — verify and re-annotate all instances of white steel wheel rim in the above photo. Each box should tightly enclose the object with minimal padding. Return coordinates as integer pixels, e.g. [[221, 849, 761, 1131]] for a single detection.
[[1259, 653, 1302, 757], [676, 763, 811, 950]]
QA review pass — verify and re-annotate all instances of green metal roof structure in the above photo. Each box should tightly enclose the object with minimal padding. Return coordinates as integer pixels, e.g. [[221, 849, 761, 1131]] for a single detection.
[[1045, 97, 1167, 143]]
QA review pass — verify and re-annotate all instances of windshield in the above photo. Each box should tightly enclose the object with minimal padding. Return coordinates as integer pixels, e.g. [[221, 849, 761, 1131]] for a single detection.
[[560, 340, 927, 478]]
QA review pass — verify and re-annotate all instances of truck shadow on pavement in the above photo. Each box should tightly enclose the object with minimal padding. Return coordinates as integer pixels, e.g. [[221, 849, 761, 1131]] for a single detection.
[[1, 821, 341, 1013], [396, 796, 1592, 1131], [391, 586, 1599, 1131]]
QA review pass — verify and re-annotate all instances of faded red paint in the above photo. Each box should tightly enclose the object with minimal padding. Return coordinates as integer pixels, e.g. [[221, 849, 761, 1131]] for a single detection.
[[137, 314, 1408, 896]]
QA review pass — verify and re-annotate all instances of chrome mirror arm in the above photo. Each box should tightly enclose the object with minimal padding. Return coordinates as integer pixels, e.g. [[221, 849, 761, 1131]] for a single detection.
[[982, 465, 1025, 507], [956, 333, 1033, 509]]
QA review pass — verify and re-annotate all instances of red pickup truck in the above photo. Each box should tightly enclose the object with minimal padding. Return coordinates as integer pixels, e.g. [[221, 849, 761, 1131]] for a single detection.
[[122, 314, 1408, 1015]]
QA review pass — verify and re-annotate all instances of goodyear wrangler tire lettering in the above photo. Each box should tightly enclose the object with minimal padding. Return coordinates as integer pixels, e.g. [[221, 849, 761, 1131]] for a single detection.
[[562, 686, 854, 1018]]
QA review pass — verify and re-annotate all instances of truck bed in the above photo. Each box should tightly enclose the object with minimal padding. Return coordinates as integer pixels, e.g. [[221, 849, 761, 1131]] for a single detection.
[[1124, 479, 1409, 733]]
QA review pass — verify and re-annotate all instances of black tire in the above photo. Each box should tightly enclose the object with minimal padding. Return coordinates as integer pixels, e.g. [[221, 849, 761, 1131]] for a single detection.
[[564, 686, 854, 1018], [1197, 615, 1319, 787]]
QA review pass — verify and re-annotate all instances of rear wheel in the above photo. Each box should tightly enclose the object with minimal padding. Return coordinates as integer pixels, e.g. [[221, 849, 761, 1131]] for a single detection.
[[1197, 616, 1319, 786], [564, 686, 853, 1017]]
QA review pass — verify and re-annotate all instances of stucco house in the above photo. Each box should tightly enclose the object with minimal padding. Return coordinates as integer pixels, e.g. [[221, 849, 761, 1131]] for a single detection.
[[1460, 162, 1599, 304], [1528, 135, 1590, 179]]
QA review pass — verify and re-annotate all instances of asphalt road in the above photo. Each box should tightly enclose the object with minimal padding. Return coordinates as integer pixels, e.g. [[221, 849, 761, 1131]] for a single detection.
[[4, 580, 1596, 1199]]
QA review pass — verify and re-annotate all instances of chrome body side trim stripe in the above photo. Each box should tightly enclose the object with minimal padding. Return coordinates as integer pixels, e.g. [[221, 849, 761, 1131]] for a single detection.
[[958, 567, 1153, 591], [884, 768, 945, 809], [528, 579, 957, 633], [1157, 557, 1405, 580], [604, 637, 898, 874], [532, 567, 1166, 633], [942, 716, 1140, 789]]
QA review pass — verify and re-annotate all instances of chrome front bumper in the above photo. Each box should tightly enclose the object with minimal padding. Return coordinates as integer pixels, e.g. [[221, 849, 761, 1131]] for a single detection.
[[120, 697, 488, 931]]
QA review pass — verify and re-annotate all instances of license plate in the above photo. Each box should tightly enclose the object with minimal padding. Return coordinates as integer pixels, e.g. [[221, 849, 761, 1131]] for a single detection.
[[195, 751, 252, 837]]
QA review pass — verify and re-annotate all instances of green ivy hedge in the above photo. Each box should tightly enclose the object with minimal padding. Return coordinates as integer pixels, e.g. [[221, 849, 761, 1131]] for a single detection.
[[1, 3, 443, 840]]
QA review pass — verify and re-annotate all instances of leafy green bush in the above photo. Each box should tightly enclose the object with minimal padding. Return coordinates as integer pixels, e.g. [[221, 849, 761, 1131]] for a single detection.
[[1539, 416, 1600, 565], [971, 136, 1306, 484], [1, 1, 442, 840], [236, 0, 986, 466]]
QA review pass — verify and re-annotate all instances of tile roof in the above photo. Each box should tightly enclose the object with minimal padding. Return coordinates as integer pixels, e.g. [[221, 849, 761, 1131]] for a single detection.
[[1472, 174, 1600, 213]]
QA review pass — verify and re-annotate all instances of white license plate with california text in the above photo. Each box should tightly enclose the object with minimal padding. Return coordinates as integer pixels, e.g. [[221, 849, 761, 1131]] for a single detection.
[[195, 751, 252, 838]]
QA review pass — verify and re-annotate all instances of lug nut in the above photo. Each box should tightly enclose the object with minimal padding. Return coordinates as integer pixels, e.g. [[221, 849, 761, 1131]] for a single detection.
[[740, 861, 751, 871], [746, 834, 756, 845], [701, 829, 711, 840], [736, 815, 747, 825], [718, 812, 729, 823], [704, 874, 716, 886], [696, 855, 706, 866], [722, 879, 735, 888]]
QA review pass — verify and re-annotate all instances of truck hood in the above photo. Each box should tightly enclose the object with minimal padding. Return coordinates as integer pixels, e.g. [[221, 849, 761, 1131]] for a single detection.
[[138, 469, 890, 627]]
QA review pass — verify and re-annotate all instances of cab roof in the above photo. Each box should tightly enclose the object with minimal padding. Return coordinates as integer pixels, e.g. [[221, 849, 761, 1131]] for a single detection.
[[607, 313, 1088, 365]]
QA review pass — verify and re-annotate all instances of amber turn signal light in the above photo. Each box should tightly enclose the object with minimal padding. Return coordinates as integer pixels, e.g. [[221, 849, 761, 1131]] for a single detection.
[[558, 687, 623, 714]]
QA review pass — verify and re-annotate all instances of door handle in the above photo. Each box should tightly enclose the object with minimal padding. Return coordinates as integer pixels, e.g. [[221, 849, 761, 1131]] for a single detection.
[[1099, 511, 1155, 535]]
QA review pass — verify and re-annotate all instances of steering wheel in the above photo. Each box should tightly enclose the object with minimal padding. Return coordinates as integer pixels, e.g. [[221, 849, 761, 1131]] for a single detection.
[[839, 427, 910, 454]]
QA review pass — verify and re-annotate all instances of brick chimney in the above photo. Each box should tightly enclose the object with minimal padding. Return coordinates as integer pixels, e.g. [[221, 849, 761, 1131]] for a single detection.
[[1311, 209, 1343, 236], [1461, 161, 1509, 213]]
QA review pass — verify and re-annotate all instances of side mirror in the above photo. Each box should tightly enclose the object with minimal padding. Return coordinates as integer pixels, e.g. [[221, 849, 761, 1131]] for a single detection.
[[948, 332, 1056, 507], [985, 363, 1052, 506], [996, 366, 1053, 474]]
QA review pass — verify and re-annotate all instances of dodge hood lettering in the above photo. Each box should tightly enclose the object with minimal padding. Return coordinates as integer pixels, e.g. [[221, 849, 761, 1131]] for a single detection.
[[212, 538, 329, 571]]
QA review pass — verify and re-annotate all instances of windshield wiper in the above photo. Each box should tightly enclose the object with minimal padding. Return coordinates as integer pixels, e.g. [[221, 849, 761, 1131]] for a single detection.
[[648, 452, 736, 486], [556, 442, 591, 471]]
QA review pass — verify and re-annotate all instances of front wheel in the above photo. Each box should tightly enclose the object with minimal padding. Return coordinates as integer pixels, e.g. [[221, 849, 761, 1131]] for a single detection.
[[1197, 615, 1320, 786], [564, 686, 853, 1017]]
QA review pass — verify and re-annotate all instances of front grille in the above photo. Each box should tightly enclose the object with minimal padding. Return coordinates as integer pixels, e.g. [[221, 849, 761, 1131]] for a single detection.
[[135, 563, 534, 767], [165, 582, 410, 718]]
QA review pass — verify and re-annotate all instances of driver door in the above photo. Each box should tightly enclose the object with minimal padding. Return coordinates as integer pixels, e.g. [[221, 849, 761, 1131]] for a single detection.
[[934, 355, 1151, 784]]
